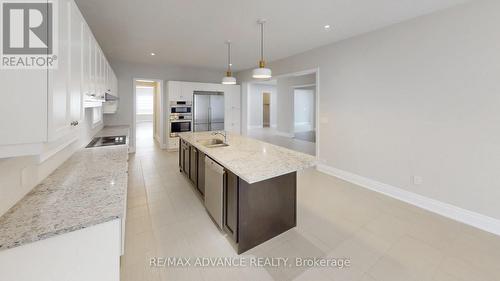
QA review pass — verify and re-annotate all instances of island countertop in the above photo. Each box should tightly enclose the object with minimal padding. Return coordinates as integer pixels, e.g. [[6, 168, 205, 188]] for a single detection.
[[0, 126, 129, 251], [179, 132, 316, 183]]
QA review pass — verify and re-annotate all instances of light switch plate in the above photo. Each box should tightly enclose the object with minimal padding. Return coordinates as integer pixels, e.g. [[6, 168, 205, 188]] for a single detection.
[[413, 176, 423, 185]]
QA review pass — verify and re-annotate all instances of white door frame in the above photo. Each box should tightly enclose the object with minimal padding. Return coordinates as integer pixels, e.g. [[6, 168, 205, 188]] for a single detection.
[[132, 78, 164, 153]]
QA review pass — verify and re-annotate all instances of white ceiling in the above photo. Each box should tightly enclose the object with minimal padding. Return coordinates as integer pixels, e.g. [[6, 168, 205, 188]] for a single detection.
[[75, 0, 470, 71]]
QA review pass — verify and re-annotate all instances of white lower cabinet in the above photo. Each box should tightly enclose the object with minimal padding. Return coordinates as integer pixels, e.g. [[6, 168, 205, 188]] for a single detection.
[[0, 219, 122, 281], [0, 0, 116, 159]]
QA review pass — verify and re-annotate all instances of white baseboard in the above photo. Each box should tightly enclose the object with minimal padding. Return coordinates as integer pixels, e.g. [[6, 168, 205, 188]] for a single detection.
[[248, 125, 264, 129], [274, 131, 294, 138], [294, 122, 314, 133], [316, 164, 500, 236]]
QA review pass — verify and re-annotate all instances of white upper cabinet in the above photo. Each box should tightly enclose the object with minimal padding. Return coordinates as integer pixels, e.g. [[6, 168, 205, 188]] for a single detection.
[[102, 60, 118, 114], [69, 0, 83, 125], [89, 35, 96, 98], [167, 81, 182, 101], [223, 85, 241, 133], [0, 67, 47, 149], [81, 23, 91, 97], [47, 0, 71, 141], [0, 0, 116, 158], [181, 83, 195, 102], [167, 81, 194, 101]]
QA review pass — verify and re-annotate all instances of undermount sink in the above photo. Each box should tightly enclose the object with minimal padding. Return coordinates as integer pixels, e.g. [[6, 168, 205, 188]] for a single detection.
[[197, 139, 229, 148]]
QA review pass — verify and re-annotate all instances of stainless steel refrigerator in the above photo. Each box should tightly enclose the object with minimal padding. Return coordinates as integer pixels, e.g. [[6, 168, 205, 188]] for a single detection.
[[193, 91, 225, 132]]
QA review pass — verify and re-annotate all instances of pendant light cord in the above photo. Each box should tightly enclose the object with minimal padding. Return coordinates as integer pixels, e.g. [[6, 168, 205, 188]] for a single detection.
[[228, 42, 232, 72], [260, 22, 264, 61]]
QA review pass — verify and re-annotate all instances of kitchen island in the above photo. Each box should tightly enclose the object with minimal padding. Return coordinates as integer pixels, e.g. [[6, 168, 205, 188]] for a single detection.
[[178, 132, 316, 254]]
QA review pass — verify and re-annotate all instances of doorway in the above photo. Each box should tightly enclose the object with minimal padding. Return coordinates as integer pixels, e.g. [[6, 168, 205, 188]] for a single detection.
[[263, 92, 271, 128], [133, 79, 162, 153]]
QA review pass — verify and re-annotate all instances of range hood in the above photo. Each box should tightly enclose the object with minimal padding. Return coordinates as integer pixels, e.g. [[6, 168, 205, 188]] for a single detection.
[[105, 93, 119, 102]]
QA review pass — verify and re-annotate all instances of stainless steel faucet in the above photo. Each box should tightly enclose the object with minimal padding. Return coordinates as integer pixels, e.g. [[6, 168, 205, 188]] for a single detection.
[[212, 131, 228, 143]]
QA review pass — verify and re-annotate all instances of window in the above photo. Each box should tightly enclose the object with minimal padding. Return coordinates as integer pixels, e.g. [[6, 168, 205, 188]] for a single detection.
[[136, 86, 154, 115]]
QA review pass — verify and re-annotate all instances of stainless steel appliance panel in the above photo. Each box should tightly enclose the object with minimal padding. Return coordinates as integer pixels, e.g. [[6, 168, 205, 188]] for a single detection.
[[210, 94, 225, 123], [86, 136, 127, 148], [210, 122, 225, 131], [194, 94, 210, 132], [204, 157, 224, 228], [193, 92, 224, 132], [170, 121, 192, 137], [171, 106, 192, 114]]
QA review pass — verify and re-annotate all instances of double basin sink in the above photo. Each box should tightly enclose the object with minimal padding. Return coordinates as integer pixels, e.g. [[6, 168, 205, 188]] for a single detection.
[[197, 138, 229, 148]]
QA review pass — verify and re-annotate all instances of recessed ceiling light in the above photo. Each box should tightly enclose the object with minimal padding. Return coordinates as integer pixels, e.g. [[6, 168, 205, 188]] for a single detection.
[[150, 52, 156, 56], [324, 25, 332, 31]]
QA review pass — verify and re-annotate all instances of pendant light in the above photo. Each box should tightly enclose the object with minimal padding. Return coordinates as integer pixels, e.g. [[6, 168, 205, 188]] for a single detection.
[[252, 19, 272, 79], [222, 41, 236, 85]]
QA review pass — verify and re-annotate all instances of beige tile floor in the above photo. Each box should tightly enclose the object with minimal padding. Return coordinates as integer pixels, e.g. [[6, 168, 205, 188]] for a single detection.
[[121, 123, 500, 281]]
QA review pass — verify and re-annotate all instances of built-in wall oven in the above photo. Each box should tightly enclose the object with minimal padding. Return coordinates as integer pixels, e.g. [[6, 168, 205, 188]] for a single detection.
[[170, 120, 191, 137], [169, 101, 193, 137]]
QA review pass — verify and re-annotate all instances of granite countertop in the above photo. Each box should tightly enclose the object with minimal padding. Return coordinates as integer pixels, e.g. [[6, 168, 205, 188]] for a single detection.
[[0, 126, 130, 251], [95, 125, 130, 138], [179, 132, 316, 183]]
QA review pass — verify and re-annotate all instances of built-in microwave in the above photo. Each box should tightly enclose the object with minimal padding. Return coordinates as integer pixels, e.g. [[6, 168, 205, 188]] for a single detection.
[[170, 120, 191, 137], [170, 101, 192, 106], [171, 106, 191, 114]]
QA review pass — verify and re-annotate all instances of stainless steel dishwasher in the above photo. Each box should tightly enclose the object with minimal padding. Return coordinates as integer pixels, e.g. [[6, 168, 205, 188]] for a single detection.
[[204, 157, 224, 228]]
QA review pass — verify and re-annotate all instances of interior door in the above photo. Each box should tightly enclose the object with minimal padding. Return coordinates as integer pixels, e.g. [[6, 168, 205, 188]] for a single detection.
[[194, 94, 210, 131], [210, 94, 225, 131]]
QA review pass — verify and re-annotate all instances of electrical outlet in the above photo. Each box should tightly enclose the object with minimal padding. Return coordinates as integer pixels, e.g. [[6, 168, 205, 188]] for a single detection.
[[413, 176, 423, 185]]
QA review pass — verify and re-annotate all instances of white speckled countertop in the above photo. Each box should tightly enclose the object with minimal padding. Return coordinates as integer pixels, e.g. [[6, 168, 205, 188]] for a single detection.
[[95, 125, 130, 138], [179, 132, 316, 183], [0, 126, 130, 251]]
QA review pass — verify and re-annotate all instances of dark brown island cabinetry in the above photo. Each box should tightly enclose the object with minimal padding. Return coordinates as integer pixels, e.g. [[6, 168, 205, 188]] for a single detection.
[[223, 170, 239, 242], [236, 172, 296, 253], [179, 139, 190, 177], [197, 150, 205, 195], [179, 140, 205, 196], [179, 138, 297, 254], [189, 146, 198, 186]]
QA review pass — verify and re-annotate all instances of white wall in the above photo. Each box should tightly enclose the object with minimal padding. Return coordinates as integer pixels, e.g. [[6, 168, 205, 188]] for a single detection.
[[104, 61, 223, 150], [276, 74, 316, 136], [248, 84, 277, 128], [236, 0, 500, 220], [0, 109, 103, 216], [294, 89, 315, 132]]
